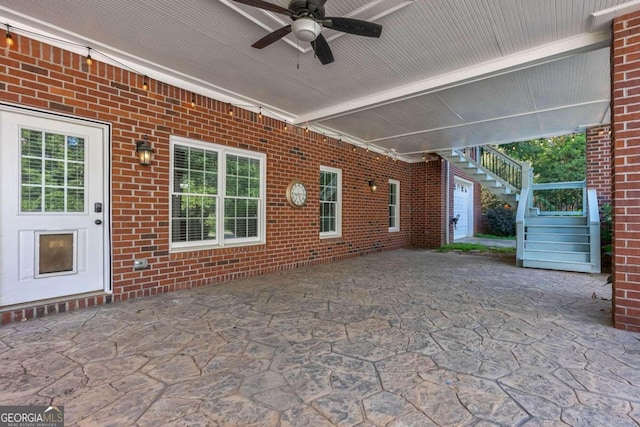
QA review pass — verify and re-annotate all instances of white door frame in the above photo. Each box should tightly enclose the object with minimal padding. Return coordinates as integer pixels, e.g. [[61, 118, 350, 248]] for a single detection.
[[0, 103, 112, 304], [453, 176, 474, 239]]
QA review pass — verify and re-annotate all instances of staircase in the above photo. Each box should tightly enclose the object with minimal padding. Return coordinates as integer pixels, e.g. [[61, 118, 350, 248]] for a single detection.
[[437, 146, 524, 207], [437, 147, 601, 274]]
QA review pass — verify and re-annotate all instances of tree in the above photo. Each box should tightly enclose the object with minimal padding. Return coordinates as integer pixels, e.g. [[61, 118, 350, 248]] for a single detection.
[[498, 133, 586, 183]]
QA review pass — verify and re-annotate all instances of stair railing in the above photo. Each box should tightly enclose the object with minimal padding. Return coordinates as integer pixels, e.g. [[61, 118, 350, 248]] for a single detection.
[[531, 180, 586, 216], [461, 146, 524, 190]]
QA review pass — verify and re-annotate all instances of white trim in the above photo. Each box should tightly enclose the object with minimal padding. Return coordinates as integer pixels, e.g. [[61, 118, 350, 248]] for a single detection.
[[169, 135, 266, 252], [319, 165, 342, 239], [388, 179, 400, 232]]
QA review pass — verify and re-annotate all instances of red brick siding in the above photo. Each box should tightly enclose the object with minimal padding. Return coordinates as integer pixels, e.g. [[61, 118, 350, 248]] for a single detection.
[[409, 159, 447, 248], [612, 12, 640, 332], [586, 125, 612, 207], [0, 34, 417, 323]]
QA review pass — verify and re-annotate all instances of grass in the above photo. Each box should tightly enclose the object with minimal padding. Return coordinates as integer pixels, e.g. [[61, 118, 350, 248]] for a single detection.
[[436, 243, 516, 254], [475, 233, 516, 240]]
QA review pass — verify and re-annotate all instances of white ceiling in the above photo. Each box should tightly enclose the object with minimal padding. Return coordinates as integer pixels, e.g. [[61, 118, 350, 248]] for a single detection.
[[1, 0, 639, 161]]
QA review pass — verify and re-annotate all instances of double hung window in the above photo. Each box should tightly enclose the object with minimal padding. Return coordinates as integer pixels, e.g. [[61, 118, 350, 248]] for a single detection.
[[319, 166, 342, 238], [170, 137, 265, 250]]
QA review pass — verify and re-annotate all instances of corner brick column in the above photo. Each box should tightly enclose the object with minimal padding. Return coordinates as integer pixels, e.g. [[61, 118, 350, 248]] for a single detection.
[[586, 125, 612, 207], [611, 11, 640, 331], [410, 159, 447, 248]]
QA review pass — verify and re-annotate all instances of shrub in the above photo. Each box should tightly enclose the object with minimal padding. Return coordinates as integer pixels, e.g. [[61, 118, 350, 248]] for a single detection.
[[486, 206, 516, 237]]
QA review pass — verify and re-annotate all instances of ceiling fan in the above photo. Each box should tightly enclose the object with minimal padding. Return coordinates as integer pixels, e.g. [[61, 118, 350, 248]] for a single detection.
[[232, 0, 383, 65]]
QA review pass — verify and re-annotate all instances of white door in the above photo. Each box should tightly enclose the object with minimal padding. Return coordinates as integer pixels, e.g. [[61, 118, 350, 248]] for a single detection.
[[454, 178, 473, 240], [0, 109, 108, 307]]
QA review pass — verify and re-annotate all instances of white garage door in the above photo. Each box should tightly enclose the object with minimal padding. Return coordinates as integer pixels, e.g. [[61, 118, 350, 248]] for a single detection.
[[454, 178, 473, 240]]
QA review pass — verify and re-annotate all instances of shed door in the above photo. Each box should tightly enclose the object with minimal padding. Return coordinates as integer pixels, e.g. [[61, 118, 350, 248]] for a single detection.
[[0, 109, 108, 307], [454, 178, 473, 239]]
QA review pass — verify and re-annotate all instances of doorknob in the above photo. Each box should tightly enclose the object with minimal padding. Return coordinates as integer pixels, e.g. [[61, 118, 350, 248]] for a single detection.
[[95, 219, 102, 225]]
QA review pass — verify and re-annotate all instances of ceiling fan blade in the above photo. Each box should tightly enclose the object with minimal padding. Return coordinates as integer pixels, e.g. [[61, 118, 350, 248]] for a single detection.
[[252, 25, 292, 49], [311, 34, 334, 65], [322, 17, 382, 38], [231, 0, 293, 16]]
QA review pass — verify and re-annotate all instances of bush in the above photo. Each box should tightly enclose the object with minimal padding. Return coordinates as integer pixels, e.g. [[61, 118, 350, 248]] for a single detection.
[[486, 206, 516, 237]]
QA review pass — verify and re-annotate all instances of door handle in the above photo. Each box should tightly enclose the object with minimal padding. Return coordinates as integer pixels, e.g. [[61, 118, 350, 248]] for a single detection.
[[95, 219, 102, 225]]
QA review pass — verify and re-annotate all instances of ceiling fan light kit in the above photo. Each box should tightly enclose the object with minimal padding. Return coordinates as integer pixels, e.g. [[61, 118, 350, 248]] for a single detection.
[[233, 0, 383, 65], [292, 18, 321, 42]]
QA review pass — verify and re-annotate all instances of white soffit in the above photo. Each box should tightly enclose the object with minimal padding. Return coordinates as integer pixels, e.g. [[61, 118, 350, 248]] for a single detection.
[[296, 31, 611, 125], [220, 0, 415, 54]]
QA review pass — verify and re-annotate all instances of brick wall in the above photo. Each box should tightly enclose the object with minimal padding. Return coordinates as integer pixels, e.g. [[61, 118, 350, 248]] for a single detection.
[[586, 125, 612, 207], [611, 11, 640, 332], [0, 34, 417, 323], [410, 159, 447, 248]]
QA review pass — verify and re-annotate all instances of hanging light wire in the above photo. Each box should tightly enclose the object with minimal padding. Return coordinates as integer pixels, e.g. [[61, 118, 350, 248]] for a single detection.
[[1, 20, 380, 151]]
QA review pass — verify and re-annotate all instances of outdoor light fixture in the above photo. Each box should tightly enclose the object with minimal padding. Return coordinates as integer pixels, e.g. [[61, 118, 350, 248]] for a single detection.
[[142, 76, 149, 91], [85, 47, 93, 66], [135, 135, 154, 166], [368, 180, 377, 192], [5, 24, 13, 47]]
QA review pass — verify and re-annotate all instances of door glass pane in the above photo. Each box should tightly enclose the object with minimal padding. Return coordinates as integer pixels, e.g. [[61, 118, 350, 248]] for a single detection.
[[20, 128, 86, 213]]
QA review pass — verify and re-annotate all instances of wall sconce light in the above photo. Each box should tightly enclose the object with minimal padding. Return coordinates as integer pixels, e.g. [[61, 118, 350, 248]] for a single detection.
[[135, 135, 154, 166], [368, 180, 377, 192]]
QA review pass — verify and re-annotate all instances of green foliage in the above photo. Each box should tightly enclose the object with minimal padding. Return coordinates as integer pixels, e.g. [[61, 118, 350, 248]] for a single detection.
[[499, 133, 586, 183], [475, 233, 516, 240], [486, 206, 516, 237], [480, 187, 504, 212]]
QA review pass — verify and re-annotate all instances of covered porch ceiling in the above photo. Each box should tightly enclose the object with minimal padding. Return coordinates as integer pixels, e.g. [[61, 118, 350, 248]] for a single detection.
[[1, 0, 638, 162]]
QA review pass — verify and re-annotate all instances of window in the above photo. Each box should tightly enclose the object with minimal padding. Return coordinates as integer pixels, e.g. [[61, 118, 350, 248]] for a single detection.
[[389, 179, 400, 232], [170, 136, 265, 251], [319, 166, 342, 238]]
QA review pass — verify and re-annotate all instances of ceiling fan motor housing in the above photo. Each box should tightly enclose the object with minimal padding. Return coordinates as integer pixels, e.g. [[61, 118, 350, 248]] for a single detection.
[[288, 0, 325, 19]]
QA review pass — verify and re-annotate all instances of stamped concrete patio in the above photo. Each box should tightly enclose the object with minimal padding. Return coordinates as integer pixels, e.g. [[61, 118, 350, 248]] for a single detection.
[[1, 249, 639, 426]]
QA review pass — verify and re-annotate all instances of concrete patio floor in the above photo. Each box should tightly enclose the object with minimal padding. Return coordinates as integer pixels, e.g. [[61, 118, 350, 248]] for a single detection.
[[1, 249, 639, 426]]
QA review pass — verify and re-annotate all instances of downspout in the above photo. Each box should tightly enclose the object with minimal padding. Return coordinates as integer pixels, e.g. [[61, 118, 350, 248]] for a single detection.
[[445, 160, 450, 244]]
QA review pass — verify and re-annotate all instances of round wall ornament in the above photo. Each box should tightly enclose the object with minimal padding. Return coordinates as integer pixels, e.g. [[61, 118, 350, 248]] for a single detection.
[[286, 180, 307, 208]]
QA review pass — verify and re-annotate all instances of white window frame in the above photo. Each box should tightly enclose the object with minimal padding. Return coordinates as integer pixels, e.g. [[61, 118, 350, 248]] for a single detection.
[[169, 135, 266, 252], [319, 165, 342, 239], [389, 179, 400, 232]]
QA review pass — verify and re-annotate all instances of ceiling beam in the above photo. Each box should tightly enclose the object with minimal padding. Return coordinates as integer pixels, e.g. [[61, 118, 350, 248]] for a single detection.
[[294, 32, 611, 125]]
